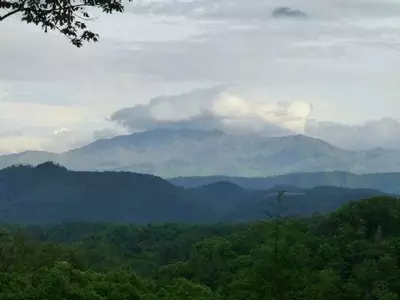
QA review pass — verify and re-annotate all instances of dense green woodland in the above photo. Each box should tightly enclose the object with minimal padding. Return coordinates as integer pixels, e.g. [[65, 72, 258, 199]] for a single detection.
[[0, 163, 388, 224], [2, 196, 400, 299]]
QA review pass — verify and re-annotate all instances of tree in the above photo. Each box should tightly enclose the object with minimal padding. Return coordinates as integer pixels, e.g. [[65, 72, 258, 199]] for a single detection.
[[264, 190, 286, 300], [0, 262, 144, 300], [158, 278, 216, 300], [0, 0, 133, 47]]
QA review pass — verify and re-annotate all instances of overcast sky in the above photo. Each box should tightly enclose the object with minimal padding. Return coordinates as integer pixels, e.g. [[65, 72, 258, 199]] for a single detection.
[[1, 0, 400, 153]]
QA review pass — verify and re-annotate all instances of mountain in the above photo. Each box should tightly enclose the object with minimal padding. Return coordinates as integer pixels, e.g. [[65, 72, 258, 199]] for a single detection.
[[65, 128, 227, 173], [2, 128, 400, 177], [0, 150, 59, 168], [169, 171, 400, 195], [187, 181, 258, 218], [0, 162, 212, 224], [222, 186, 388, 223], [0, 163, 389, 224]]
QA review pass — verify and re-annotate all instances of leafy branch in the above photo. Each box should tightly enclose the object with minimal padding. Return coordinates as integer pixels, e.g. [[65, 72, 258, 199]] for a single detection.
[[0, 0, 133, 47]]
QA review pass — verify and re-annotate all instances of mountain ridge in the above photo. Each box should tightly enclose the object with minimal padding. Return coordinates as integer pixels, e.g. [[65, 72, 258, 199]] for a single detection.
[[0, 128, 399, 177], [169, 171, 400, 194], [0, 163, 389, 225]]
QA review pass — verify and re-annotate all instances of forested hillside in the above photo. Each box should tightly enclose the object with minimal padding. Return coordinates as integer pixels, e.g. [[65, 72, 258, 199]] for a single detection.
[[2, 196, 400, 299], [0, 163, 388, 224]]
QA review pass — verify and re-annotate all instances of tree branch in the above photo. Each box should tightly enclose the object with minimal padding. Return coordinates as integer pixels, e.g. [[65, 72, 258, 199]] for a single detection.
[[1, 3, 90, 21], [1, 0, 131, 47], [0, 8, 23, 21]]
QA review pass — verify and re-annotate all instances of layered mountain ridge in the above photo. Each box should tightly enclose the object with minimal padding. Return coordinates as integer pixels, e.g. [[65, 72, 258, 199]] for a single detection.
[[0, 163, 389, 225], [1, 128, 400, 177]]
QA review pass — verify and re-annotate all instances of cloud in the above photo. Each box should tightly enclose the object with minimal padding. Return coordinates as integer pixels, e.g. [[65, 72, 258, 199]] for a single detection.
[[92, 127, 130, 140], [1, 0, 400, 154], [110, 87, 312, 135], [272, 7, 309, 19], [305, 118, 400, 150], [0, 127, 90, 154], [107, 6, 400, 125], [40, 129, 91, 153], [0, 99, 108, 153], [129, 0, 400, 21], [0, 136, 46, 154], [54, 128, 70, 135], [0, 101, 88, 128]]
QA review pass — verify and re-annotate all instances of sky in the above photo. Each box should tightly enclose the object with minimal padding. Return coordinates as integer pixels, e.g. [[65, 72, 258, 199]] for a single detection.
[[1, 0, 400, 153]]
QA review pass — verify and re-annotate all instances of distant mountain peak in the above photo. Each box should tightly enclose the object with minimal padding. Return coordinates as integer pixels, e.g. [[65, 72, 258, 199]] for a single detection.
[[0, 127, 399, 177], [68, 128, 226, 155]]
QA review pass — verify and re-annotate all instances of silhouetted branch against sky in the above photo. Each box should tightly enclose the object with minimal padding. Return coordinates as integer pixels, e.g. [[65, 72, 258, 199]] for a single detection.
[[0, 0, 133, 47]]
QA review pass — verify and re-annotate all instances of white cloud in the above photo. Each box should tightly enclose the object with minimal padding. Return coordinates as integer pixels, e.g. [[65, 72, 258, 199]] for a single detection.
[[0, 136, 46, 154], [0, 101, 88, 127], [0, 97, 108, 153], [0, 129, 90, 154], [110, 87, 312, 134], [93, 127, 129, 140], [54, 128, 71, 135], [306, 118, 400, 150], [1, 0, 400, 153], [40, 130, 91, 153], [128, 0, 400, 21]]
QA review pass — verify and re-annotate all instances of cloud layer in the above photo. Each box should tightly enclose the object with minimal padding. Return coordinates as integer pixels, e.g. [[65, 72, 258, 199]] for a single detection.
[[306, 118, 400, 150], [110, 87, 400, 151], [1, 0, 400, 153], [110, 87, 312, 135]]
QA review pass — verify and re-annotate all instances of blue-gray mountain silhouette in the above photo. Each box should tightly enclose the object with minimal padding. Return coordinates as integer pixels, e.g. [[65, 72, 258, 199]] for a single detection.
[[1, 129, 400, 177]]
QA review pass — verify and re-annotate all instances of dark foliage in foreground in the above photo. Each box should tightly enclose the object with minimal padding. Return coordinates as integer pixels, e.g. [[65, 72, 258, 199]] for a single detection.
[[2, 196, 400, 299]]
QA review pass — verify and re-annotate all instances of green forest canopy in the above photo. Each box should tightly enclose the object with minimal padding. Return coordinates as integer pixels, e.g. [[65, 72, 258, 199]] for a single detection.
[[2, 196, 400, 299]]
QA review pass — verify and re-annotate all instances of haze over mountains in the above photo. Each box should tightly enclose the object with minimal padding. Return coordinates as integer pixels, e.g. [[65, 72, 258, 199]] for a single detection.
[[170, 172, 400, 195], [1, 128, 400, 177], [0, 162, 389, 225]]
